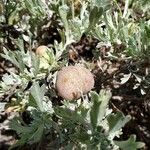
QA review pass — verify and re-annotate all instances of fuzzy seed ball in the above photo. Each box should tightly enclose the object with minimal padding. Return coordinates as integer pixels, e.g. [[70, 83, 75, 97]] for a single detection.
[[56, 65, 94, 100], [36, 45, 48, 56], [74, 65, 95, 94]]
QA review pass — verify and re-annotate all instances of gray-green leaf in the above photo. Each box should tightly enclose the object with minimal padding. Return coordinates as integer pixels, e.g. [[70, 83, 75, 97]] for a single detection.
[[107, 112, 131, 134], [88, 6, 103, 30], [90, 90, 111, 130], [30, 82, 46, 111], [114, 135, 145, 150]]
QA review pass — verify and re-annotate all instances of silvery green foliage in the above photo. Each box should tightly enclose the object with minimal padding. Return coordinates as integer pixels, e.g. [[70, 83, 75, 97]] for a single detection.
[[114, 135, 145, 150], [0, 102, 7, 112], [9, 82, 54, 149], [30, 82, 54, 114], [0, 47, 145, 150], [54, 90, 144, 149], [9, 113, 52, 149], [58, 1, 107, 44], [0, 0, 148, 149], [8, 87, 145, 149]]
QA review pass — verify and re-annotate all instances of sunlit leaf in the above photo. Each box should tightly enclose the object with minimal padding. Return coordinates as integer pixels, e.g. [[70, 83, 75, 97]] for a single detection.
[[107, 112, 131, 134], [90, 90, 111, 130], [114, 135, 145, 150], [30, 82, 46, 111]]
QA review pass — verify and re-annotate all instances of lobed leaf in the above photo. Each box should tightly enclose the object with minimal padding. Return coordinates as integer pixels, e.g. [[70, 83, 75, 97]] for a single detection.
[[30, 82, 46, 111], [114, 135, 145, 150]]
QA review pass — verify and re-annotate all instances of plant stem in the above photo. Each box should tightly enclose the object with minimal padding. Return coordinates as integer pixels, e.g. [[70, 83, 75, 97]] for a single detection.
[[123, 0, 129, 18]]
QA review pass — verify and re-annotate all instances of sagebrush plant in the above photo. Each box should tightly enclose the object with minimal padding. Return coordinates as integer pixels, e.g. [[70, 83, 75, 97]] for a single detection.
[[0, 0, 149, 149]]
